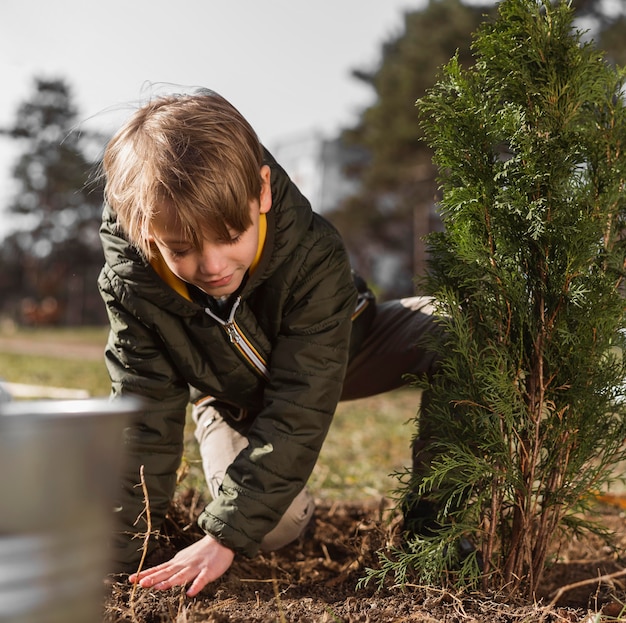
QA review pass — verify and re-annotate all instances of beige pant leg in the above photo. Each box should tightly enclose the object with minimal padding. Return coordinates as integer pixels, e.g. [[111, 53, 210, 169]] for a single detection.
[[192, 402, 315, 551]]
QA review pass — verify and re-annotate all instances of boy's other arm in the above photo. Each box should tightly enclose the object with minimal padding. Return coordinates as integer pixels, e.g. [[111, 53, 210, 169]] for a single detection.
[[100, 280, 190, 570]]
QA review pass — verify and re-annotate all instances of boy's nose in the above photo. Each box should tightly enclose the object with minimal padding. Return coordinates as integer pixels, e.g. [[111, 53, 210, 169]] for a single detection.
[[199, 245, 227, 276]]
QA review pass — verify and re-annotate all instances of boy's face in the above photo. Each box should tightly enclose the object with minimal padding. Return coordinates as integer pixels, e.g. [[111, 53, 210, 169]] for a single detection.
[[150, 165, 272, 297]]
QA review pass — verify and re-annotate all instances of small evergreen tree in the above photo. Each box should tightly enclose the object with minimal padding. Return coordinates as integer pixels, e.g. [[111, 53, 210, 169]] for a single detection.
[[366, 0, 626, 597]]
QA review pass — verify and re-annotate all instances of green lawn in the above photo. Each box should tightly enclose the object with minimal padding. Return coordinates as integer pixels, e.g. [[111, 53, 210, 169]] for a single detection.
[[0, 326, 110, 396], [0, 351, 110, 397]]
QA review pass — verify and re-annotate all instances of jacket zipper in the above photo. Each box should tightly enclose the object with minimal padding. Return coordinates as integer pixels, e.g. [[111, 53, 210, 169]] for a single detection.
[[351, 292, 372, 320], [203, 296, 270, 381]]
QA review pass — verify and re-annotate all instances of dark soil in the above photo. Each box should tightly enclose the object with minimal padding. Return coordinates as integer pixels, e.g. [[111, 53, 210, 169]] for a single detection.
[[103, 490, 626, 623]]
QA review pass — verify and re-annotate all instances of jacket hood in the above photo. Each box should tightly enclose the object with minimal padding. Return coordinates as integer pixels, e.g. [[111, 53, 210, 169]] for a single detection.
[[246, 149, 313, 291]]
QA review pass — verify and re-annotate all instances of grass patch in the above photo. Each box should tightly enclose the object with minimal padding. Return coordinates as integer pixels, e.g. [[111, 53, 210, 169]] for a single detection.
[[310, 389, 419, 500], [0, 351, 111, 397], [0, 325, 110, 397], [3, 325, 110, 344]]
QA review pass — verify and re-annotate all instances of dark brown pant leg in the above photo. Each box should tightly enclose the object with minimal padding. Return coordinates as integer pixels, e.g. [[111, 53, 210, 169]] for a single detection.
[[340, 296, 444, 534], [341, 296, 440, 401]]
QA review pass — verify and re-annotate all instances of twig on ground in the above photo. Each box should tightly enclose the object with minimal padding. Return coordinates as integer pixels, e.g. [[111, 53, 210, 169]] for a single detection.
[[393, 583, 467, 614], [272, 567, 288, 623], [130, 465, 152, 604], [175, 586, 188, 622], [547, 568, 626, 610]]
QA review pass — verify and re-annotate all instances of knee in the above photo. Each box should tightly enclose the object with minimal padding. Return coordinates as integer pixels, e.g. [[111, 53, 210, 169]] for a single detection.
[[260, 489, 315, 551]]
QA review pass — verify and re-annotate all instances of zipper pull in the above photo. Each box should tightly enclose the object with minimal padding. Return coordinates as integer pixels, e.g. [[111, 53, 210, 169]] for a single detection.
[[225, 322, 239, 343]]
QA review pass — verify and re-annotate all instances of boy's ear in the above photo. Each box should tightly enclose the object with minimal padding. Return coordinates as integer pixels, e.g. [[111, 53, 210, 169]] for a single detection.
[[259, 165, 272, 214]]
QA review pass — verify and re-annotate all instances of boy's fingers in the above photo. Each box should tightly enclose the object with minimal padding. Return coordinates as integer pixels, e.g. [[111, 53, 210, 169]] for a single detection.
[[130, 566, 177, 587], [186, 569, 213, 597], [152, 569, 183, 585], [153, 567, 192, 590], [129, 562, 168, 582]]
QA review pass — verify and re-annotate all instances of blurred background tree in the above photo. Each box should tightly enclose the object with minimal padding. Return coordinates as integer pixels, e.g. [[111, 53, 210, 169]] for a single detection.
[[572, 0, 626, 65], [0, 77, 106, 326], [328, 0, 626, 299]]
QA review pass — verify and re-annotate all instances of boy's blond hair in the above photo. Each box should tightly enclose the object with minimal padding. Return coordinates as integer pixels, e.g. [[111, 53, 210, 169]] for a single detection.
[[102, 90, 264, 258]]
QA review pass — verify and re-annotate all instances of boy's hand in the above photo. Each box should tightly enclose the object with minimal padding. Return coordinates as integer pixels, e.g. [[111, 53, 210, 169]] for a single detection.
[[128, 534, 235, 596]]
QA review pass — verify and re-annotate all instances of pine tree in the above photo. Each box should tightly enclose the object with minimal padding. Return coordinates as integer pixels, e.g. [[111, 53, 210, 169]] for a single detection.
[[0, 78, 106, 324], [365, 0, 626, 596]]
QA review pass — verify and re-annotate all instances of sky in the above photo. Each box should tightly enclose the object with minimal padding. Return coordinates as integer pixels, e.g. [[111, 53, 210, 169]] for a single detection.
[[0, 0, 424, 236]]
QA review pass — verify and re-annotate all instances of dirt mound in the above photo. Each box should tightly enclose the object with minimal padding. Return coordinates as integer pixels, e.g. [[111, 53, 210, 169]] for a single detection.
[[103, 490, 626, 622]]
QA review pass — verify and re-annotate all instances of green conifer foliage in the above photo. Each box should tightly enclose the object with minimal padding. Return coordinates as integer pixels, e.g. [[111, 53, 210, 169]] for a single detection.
[[367, 0, 626, 596]]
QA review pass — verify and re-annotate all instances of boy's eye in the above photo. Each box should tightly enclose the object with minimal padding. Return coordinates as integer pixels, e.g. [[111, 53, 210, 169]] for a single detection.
[[219, 232, 243, 245], [169, 247, 192, 258]]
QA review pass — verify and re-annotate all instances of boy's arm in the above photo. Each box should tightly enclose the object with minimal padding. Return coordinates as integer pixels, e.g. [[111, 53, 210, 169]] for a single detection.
[[100, 272, 190, 571], [198, 229, 358, 556]]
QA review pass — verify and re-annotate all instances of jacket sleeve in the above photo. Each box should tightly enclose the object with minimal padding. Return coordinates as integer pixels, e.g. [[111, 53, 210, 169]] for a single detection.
[[198, 224, 357, 557], [99, 265, 189, 570]]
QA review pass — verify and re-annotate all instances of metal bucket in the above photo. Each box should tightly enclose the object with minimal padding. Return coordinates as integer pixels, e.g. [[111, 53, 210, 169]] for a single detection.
[[0, 398, 141, 623]]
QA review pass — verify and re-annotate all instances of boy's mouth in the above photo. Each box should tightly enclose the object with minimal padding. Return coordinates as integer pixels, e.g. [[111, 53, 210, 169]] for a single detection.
[[203, 274, 233, 289]]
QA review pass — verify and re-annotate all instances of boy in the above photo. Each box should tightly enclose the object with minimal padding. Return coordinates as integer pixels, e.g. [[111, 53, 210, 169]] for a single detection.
[[98, 89, 439, 596]]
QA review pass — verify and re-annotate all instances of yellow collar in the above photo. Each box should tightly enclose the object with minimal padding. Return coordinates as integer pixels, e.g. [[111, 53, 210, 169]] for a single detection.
[[149, 213, 268, 300], [249, 211, 267, 275]]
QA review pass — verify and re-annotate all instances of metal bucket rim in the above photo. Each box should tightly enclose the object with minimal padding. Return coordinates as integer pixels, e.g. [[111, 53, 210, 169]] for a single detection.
[[0, 397, 143, 419]]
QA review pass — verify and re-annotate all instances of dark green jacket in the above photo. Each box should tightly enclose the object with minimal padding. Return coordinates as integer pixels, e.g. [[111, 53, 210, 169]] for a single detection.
[[98, 154, 371, 565]]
